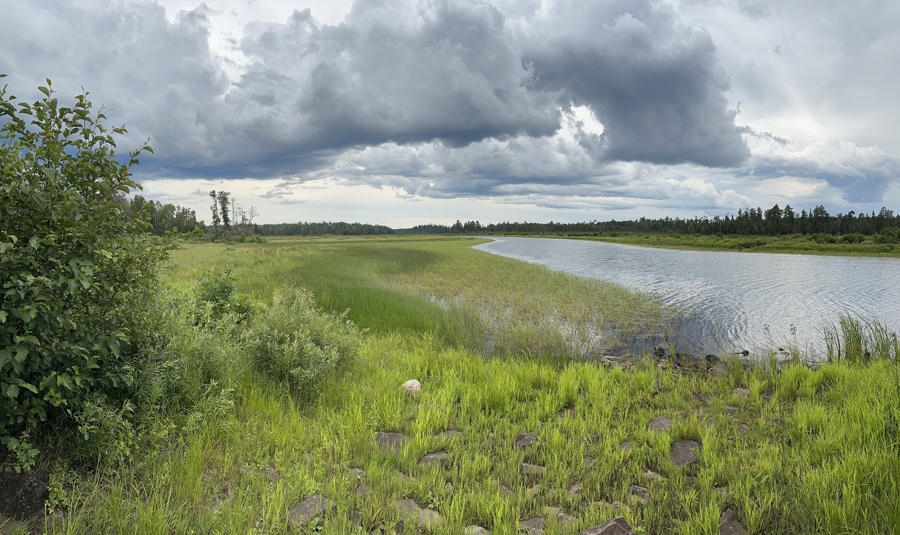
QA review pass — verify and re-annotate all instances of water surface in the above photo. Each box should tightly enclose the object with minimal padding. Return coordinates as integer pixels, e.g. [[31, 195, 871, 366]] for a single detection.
[[474, 237, 900, 357]]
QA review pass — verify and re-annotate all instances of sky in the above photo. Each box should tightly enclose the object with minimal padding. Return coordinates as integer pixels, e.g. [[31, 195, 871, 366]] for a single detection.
[[1, 0, 899, 227]]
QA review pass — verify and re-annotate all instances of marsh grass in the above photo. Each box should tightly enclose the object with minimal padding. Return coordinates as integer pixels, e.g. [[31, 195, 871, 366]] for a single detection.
[[4, 236, 899, 534], [164, 236, 671, 360]]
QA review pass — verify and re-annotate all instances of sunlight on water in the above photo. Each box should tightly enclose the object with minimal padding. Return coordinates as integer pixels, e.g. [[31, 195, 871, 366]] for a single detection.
[[475, 237, 900, 357]]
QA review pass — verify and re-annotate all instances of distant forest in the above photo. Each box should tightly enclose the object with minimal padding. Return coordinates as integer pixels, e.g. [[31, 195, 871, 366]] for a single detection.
[[127, 196, 898, 239], [399, 205, 900, 237]]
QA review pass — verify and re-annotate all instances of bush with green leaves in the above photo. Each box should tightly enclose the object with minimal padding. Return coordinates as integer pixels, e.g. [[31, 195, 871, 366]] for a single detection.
[[244, 287, 360, 404], [0, 77, 167, 466]]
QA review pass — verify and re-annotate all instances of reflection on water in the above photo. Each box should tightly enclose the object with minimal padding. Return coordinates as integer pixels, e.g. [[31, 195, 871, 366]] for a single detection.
[[474, 237, 900, 357]]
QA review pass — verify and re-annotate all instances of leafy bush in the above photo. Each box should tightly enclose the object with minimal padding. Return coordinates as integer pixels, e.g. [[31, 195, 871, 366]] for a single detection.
[[839, 233, 865, 244], [192, 267, 250, 325], [244, 287, 360, 404], [874, 228, 900, 244], [0, 78, 166, 466], [811, 233, 836, 244]]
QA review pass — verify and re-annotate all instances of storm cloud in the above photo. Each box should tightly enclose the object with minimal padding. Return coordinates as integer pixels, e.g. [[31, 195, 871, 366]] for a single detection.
[[1, 0, 898, 216]]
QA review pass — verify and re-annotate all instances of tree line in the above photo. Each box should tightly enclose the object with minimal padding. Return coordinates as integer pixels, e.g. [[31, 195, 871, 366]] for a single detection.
[[402, 205, 900, 237]]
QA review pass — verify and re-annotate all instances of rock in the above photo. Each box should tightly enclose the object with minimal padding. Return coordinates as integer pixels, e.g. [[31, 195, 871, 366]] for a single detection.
[[399, 472, 416, 483], [352, 510, 362, 528], [629, 485, 648, 500], [705, 354, 721, 366], [740, 350, 750, 357], [516, 433, 538, 448], [718, 509, 747, 535], [401, 379, 422, 395], [738, 423, 750, 434], [558, 406, 577, 418], [676, 352, 702, 370], [649, 416, 674, 433], [500, 485, 515, 497], [619, 441, 633, 452], [418, 450, 448, 468], [375, 432, 408, 454], [697, 394, 712, 405], [266, 466, 281, 482], [356, 482, 371, 496], [349, 468, 366, 480], [288, 495, 336, 526], [724, 405, 739, 414], [521, 463, 545, 475], [710, 362, 729, 375], [543, 506, 561, 516], [395, 499, 442, 529], [465, 526, 492, 535], [520, 517, 546, 534], [584, 456, 596, 467], [733, 388, 750, 398], [713, 486, 728, 498], [653, 346, 666, 358], [579, 516, 635, 535], [568, 483, 583, 497], [526, 484, 542, 499], [558, 512, 578, 529], [0, 470, 49, 520], [642, 470, 667, 481], [808, 361, 821, 371], [670, 440, 702, 467]]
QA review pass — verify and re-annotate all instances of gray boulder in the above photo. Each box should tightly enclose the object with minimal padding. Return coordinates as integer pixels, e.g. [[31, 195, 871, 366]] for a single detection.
[[719, 509, 747, 535], [288, 494, 336, 526], [670, 440, 702, 467], [579, 516, 635, 535], [375, 432, 408, 454], [649, 416, 674, 433]]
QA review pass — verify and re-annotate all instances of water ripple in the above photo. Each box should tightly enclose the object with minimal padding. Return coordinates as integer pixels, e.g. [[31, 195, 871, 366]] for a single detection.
[[475, 237, 900, 357]]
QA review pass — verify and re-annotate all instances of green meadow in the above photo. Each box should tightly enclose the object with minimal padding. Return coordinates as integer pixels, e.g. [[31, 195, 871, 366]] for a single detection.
[[4, 236, 900, 535]]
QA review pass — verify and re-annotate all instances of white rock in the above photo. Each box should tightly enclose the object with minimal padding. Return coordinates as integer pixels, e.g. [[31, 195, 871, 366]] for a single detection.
[[401, 379, 422, 395]]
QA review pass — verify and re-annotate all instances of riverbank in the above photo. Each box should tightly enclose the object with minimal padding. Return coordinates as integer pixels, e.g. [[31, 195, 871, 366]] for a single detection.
[[3, 236, 899, 534], [492, 233, 900, 258]]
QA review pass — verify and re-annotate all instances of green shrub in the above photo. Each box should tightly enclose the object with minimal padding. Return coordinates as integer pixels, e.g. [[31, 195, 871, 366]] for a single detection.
[[192, 267, 250, 325], [0, 78, 166, 467], [244, 287, 360, 404], [874, 228, 900, 244]]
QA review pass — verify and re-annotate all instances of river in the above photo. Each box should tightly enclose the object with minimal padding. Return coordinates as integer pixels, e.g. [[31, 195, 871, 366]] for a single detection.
[[474, 237, 900, 358]]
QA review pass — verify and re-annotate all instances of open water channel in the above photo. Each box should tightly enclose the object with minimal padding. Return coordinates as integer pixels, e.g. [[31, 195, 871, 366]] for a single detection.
[[474, 237, 900, 358]]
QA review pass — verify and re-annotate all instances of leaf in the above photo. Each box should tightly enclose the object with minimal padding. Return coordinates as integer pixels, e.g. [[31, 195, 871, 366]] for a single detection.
[[0, 311, 6, 323], [14, 348, 28, 363], [5, 385, 19, 399], [38, 86, 50, 97], [109, 340, 120, 358], [22, 383, 38, 394]]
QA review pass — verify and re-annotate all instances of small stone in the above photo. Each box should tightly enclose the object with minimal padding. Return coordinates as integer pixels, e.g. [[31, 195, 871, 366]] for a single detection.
[[500, 485, 515, 497], [653, 346, 666, 358], [738, 423, 750, 434], [349, 468, 366, 480], [446, 482, 453, 493], [705, 354, 722, 366], [629, 485, 649, 500], [584, 456, 596, 467], [642, 470, 666, 481], [578, 516, 635, 535], [697, 394, 712, 405], [740, 350, 750, 357], [526, 484, 542, 499], [649, 416, 674, 433], [724, 405, 739, 414], [418, 450, 448, 467], [399, 472, 416, 483], [619, 441, 633, 452], [395, 499, 442, 529], [521, 463, 545, 475], [713, 486, 728, 498], [401, 379, 422, 395], [465, 526, 492, 535], [670, 440, 702, 467], [557, 513, 578, 528], [568, 483, 583, 497], [543, 506, 561, 516], [375, 432, 408, 454], [352, 510, 362, 528], [520, 517, 546, 534], [516, 433, 538, 448], [710, 362, 729, 375], [356, 482, 371, 496], [265, 466, 281, 482], [733, 388, 750, 398], [718, 508, 747, 535], [288, 495, 336, 526], [558, 406, 577, 418]]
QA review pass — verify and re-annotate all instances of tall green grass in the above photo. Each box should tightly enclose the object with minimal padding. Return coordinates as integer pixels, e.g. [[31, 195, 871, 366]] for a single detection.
[[165, 236, 670, 360]]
